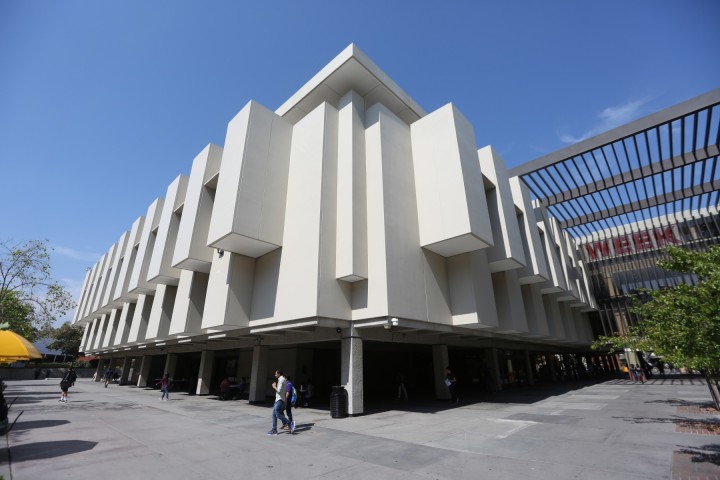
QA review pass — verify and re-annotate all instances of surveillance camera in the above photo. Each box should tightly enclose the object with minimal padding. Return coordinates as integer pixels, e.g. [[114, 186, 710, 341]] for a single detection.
[[336, 328, 342, 334]]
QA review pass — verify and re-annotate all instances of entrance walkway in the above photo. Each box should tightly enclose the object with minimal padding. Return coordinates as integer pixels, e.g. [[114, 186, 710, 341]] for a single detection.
[[1, 375, 718, 479]]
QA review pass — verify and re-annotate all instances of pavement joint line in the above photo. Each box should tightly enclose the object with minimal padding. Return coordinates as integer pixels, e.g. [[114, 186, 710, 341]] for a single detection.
[[494, 418, 538, 438]]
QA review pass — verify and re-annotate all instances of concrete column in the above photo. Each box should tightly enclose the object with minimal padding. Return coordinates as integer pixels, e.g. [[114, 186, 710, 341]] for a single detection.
[[432, 345, 451, 399], [93, 359, 104, 382], [249, 345, 269, 403], [164, 353, 178, 378], [196, 350, 215, 395], [119, 357, 132, 385], [484, 348, 503, 391], [608, 355, 620, 376], [340, 326, 363, 416], [524, 351, 535, 386], [136, 355, 152, 388]]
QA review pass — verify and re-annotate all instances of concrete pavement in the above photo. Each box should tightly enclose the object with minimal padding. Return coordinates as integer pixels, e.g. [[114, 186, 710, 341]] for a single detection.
[[1, 375, 719, 479]]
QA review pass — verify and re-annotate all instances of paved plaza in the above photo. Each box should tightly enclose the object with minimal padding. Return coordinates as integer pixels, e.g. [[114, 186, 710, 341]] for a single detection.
[[1, 375, 719, 479]]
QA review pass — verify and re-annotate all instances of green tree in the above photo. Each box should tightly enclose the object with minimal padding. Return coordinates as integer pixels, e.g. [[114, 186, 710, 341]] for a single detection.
[[48, 322, 84, 358], [0, 290, 36, 341], [593, 245, 720, 409], [0, 239, 75, 337]]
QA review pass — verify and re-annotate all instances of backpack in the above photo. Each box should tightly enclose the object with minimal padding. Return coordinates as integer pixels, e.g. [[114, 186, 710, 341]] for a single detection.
[[291, 386, 297, 406], [63, 371, 77, 384]]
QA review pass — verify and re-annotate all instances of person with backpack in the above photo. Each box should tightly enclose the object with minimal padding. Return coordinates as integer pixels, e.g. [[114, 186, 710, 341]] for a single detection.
[[59, 366, 78, 403], [284, 375, 297, 434]]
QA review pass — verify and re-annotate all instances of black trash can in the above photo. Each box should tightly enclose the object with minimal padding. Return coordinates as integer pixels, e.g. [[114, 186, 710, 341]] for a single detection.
[[330, 385, 348, 418]]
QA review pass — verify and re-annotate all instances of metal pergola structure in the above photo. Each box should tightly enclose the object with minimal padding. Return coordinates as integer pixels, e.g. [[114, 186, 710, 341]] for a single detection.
[[508, 89, 720, 242], [509, 88, 720, 337]]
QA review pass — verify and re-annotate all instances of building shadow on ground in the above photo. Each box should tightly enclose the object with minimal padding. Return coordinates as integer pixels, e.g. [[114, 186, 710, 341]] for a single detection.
[[358, 379, 609, 415], [5, 393, 67, 407], [10, 419, 69, 431], [8, 440, 97, 462]]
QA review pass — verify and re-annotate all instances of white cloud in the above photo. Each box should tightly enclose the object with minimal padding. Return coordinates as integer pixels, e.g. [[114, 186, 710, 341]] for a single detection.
[[560, 98, 650, 144], [61, 276, 86, 300], [52, 245, 102, 262]]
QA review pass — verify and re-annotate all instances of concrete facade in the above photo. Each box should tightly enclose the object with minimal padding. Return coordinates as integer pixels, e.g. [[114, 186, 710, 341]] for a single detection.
[[73, 45, 597, 414]]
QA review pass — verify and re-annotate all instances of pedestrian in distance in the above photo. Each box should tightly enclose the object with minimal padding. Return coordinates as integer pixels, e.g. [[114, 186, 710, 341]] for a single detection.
[[628, 364, 637, 383], [157, 373, 171, 401], [103, 366, 113, 387], [267, 369, 290, 436], [445, 366, 458, 404], [58, 366, 77, 403], [396, 372, 408, 400], [219, 377, 231, 401], [633, 364, 645, 383]]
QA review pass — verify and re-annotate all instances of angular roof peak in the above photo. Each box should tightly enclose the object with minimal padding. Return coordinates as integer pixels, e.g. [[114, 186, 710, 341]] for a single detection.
[[276, 43, 426, 125]]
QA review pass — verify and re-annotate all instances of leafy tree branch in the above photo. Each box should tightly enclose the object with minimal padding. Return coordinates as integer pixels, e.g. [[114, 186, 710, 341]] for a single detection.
[[0, 239, 75, 340]]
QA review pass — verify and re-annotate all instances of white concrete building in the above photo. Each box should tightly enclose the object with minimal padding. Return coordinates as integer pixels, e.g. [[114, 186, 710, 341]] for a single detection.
[[74, 45, 598, 414]]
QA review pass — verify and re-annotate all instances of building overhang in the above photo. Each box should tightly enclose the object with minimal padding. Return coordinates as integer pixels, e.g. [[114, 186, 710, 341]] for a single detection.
[[276, 43, 426, 125]]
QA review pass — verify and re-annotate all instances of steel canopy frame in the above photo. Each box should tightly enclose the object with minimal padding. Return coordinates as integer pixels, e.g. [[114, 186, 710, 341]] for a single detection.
[[509, 89, 720, 241]]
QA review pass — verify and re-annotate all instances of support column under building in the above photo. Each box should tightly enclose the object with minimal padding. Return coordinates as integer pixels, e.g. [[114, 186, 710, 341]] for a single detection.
[[93, 359, 104, 382], [340, 326, 363, 416], [432, 345, 451, 400], [484, 348, 503, 391], [249, 345, 269, 403], [524, 351, 535, 385], [119, 357, 132, 385], [608, 354, 620, 377], [163, 353, 178, 378], [196, 350, 215, 395], [136, 355, 152, 388]]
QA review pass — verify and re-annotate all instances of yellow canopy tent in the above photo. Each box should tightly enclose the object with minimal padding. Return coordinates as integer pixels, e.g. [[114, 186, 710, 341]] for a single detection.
[[0, 330, 42, 363]]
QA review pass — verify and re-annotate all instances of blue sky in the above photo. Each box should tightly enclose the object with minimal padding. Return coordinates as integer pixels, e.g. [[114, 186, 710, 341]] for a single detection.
[[1, 1, 718, 325]]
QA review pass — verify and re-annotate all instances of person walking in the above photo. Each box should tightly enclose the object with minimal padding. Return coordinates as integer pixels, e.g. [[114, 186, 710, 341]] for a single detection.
[[59, 366, 78, 403], [158, 373, 171, 401], [445, 366, 458, 404], [397, 372, 408, 400], [267, 369, 290, 436], [103, 366, 113, 387], [284, 375, 296, 434]]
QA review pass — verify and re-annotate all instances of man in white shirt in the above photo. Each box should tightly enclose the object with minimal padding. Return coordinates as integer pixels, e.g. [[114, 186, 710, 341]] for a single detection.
[[267, 369, 291, 435]]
